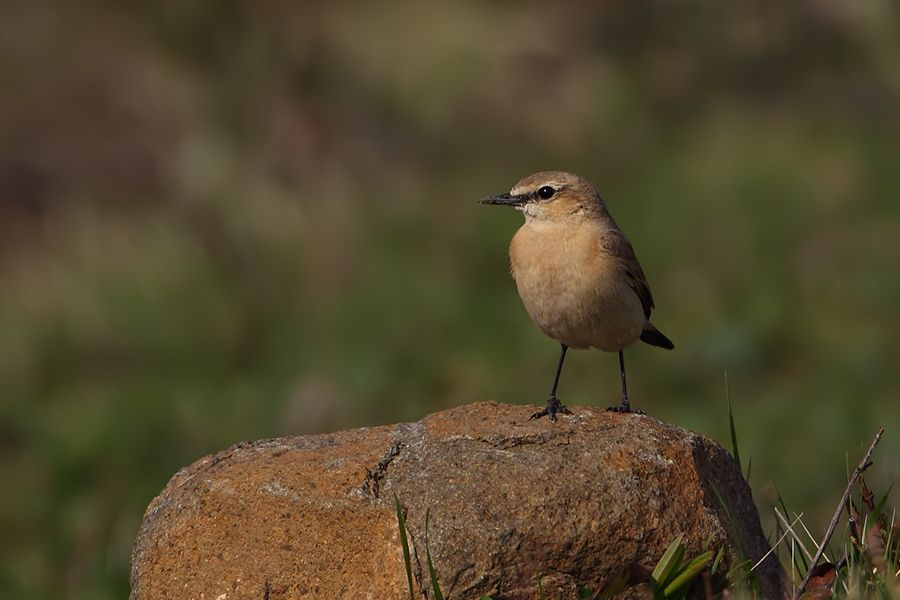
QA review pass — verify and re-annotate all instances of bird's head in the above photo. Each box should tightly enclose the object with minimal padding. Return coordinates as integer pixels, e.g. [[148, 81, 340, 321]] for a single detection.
[[479, 171, 608, 223]]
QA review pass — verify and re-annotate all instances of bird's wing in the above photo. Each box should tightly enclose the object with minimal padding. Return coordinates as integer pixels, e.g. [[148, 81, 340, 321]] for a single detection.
[[600, 229, 655, 319]]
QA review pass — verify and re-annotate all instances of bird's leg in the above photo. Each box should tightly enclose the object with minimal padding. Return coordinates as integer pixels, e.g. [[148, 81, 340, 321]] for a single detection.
[[606, 350, 643, 414], [618, 350, 629, 409], [531, 344, 572, 421]]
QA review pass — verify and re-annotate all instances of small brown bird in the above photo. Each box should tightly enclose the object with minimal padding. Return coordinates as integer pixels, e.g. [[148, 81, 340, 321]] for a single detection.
[[480, 171, 674, 420]]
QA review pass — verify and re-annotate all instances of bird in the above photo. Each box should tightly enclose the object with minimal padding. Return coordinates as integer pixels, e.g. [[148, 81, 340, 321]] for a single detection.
[[479, 171, 674, 421]]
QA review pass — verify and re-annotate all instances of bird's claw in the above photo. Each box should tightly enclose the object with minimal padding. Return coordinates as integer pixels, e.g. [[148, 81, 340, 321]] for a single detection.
[[530, 397, 571, 422], [605, 401, 644, 415]]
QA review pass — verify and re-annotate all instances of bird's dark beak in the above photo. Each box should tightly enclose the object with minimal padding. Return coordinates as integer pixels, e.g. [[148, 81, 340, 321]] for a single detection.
[[479, 193, 527, 206]]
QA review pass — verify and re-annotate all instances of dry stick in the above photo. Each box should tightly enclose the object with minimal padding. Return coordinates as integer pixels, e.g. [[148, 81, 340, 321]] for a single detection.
[[792, 427, 885, 600]]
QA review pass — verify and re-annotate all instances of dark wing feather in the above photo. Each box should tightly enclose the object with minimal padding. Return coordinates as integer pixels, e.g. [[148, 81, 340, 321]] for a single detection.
[[601, 230, 654, 319]]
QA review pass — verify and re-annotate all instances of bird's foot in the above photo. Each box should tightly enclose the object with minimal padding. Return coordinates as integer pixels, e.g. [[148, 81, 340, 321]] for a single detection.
[[530, 396, 572, 422], [605, 400, 645, 415]]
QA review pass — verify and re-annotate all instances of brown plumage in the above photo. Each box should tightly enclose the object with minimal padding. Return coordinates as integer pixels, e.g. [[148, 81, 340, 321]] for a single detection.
[[480, 171, 673, 420]]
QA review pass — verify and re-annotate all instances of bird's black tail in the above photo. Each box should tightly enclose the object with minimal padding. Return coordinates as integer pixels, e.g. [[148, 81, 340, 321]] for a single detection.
[[641, 323, 674, 350]]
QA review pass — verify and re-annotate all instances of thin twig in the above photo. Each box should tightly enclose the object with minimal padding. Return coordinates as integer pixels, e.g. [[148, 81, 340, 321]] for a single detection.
[[793, 427, 884, 600]]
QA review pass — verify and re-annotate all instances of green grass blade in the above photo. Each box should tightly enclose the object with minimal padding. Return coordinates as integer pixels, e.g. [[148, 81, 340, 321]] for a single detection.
[[425, 509, 445, 600], [725, 558, 760, 594], [663, 551, 713, 597], [709, 482, 748, 559], [710, 546, 725, 575], [872, 482, 893, 522], [394, 495, 415, 600], [710, 483, 762, 594], [725, 372, 743, 476], [652, 535, 685, 590]]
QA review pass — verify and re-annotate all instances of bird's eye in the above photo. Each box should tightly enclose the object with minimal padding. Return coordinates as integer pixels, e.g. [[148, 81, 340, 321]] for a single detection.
[[537, 186, 556, 200]]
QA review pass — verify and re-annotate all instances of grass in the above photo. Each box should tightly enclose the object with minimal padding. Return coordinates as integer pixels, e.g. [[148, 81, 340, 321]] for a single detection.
[[772, 471, 899, 596], [773, 474, 900, 599], [395, 494, 415, 600]]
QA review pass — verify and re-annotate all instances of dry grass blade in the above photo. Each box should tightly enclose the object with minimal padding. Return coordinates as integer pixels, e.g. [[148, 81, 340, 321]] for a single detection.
[[796, 513, 830, 560], [753, 512, 807, 573], [865, 521, 887, 573], [774, 508, 815, 565]]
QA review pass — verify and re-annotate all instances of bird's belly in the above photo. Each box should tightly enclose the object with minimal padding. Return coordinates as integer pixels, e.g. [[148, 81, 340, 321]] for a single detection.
[[513, 258, 646, 352]]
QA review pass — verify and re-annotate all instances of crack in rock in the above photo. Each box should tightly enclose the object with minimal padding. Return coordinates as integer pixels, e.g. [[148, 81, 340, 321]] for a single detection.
[[359, 440, 405, 500]]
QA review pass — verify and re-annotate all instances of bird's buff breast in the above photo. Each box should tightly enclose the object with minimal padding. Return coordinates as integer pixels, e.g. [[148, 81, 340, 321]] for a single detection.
[[509, 223, 645, 351]]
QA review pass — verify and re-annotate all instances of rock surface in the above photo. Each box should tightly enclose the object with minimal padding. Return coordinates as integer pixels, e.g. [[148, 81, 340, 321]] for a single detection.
[[131, 402, 783, 600]]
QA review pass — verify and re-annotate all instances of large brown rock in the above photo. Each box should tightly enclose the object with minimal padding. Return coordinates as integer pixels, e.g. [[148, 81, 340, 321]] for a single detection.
[[131, 402, 783, 600]]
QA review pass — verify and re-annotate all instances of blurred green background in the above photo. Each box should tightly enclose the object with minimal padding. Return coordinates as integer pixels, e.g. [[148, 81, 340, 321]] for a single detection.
[[2, 1, 899, 597]]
